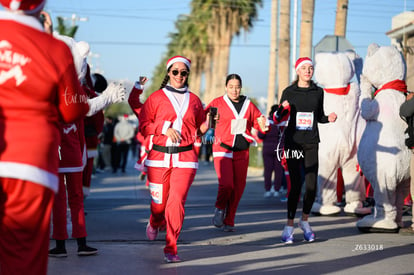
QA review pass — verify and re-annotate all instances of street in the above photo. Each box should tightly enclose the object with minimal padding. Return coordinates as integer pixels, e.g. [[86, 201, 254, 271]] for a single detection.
[[48, 160, 414, 275]]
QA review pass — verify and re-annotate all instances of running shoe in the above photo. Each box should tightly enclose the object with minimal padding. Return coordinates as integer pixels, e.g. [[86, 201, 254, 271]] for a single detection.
[[281, 225, 294, 244], [264, 191, 272, 198], [164, 253, 182, 263], [146, 222, 158, 240], [223, 225, 235, 232], [48, 247, 67, 258], [212, 208, 225, 228], [299, 220, 315, 242], [77, 245, 98, 256]]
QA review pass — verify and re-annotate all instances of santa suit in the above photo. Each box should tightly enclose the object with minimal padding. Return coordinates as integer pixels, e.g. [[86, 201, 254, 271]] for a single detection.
[[207, 94, 264, 227], [82, 72, 104, 196], [52, 119, 88, 241], [0, 12, 89, 275], [139, 87, 205, 255]]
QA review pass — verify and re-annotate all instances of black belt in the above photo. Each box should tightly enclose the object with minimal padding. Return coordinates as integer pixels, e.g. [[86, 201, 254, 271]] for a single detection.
[[152, 144, 193, 154], [220, 142, 249, 152]]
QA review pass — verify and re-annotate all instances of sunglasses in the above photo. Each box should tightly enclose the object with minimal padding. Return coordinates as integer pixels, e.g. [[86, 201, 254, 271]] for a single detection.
[[171, 70, 189, 77]]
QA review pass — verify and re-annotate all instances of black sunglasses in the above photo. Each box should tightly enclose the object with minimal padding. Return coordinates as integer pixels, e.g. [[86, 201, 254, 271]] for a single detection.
[[171, 70, 189, 77]]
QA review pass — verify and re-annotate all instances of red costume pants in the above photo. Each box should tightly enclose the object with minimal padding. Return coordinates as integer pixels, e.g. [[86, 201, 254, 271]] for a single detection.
[[82, 157, 94, 196], [213, 150, 249, 227], [0, 178, 54, 275], [52, 172, 87, 240], [148, 166, 196, 255]]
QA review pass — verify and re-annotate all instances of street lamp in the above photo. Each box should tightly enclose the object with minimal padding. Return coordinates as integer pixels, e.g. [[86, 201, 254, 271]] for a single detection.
[[88, 51, 104, 75], [63, 13, 88, 27]]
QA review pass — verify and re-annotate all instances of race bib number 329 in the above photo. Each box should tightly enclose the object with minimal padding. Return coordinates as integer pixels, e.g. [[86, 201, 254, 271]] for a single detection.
[[296, 112, 314, 131]]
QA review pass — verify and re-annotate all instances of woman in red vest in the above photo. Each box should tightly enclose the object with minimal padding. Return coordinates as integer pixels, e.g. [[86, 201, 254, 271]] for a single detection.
[[206, 73, 268, 232]]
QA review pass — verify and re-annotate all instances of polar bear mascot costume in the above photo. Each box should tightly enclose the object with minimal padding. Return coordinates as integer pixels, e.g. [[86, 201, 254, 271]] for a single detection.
[[311, 51, 370, 216], [356, 43, 411, 233]]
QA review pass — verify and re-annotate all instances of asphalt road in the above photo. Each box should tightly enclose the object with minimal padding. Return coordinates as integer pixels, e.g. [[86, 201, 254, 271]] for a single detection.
[[48, 159, 414, 275]]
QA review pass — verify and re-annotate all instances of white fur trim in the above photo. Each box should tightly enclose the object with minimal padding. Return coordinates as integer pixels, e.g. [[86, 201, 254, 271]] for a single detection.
[[10, 1, 20, 10], [87, 149, 98, 158], [83, 186, 90, 197], [162, 121, 172, 135], [166, 57, 191, 70], [0, 161, 58, 193], [295, 59, 313, 71], [213, 152, 233, 159]]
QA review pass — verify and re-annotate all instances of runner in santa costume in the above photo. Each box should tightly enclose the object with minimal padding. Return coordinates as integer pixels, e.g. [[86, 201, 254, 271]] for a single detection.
[[49, 35, 126, 257], [82, 66, 106, 198], [0, 1, 90, 274], [138, 56, 208, 263], [128, 76, 151, 184], [207, 73, 268, 232]]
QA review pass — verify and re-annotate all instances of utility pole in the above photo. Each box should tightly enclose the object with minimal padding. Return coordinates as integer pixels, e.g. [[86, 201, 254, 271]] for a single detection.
[[291, 0, 298, 82]]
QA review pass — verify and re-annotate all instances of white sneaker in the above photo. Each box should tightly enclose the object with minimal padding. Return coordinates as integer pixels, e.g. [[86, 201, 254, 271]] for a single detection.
[[273, 191, 280, 197], [264, 191, 272, 198], [281, 225, 294, 244], [299, 220, 315, 242]]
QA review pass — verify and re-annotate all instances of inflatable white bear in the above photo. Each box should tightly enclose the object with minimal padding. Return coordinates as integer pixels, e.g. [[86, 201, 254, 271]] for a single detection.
[[356, 43, 411, 233], [312, 51, 370, 216]]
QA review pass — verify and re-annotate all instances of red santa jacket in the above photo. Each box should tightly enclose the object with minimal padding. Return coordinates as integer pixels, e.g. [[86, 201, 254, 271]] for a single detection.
[[128, 82, 144, 118], [0, 12, 89, 192], [58, 119, 86, 173], [139, 88, 205, 169], [206, 94, 264, 158]]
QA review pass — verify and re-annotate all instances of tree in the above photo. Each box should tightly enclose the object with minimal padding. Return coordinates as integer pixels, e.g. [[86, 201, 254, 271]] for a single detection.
[[55, 16, 78, 37], [192, 0, 263, 103], [277, 0, 290, 102], [299, 0, 315, 58], [335, 0, 349, 37], [146, 0, 263, 105], [266, 0, 279, 112]]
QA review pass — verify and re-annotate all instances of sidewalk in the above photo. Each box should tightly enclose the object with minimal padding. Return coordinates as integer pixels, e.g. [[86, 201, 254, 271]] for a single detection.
[[48, 160, 414, 275]]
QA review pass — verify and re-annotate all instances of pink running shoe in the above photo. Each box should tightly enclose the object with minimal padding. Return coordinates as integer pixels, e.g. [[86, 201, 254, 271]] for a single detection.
[[146, 222, 158, 240], [164, 253, 182, 263]]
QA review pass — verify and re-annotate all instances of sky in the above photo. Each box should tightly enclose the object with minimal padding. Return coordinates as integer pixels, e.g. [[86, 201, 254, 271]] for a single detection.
[[3, 0, 414, 102]]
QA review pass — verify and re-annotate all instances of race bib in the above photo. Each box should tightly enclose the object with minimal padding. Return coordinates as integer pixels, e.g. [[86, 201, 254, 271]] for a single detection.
[[149, 182, 163, 204], [296, 112, 314, 130], [231, 118, 247, 135]]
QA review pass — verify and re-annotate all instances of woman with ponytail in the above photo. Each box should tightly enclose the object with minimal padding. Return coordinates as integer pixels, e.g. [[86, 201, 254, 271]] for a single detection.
[[138, 55, 208, 263]]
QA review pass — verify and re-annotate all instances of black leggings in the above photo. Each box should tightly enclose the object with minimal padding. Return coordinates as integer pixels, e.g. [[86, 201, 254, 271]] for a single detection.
[[286, 143, 318, 220]]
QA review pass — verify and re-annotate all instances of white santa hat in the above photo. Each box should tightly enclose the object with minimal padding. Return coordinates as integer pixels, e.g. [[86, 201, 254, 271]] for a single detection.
[[166, 55, 191, 70], [295, 57, 313, 72]]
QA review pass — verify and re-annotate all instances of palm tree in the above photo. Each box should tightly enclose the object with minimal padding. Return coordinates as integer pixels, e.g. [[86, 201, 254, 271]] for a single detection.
[[192, 0, 263, 103], [267, 0, 279, 113], [299, 0, 315, 59], [145, 13, 209, 99], [169, 15, 208, 97], [335, 0, 349, 37], [55, 16, 78, 37], [277, 0, 290, 102], [147, 0, 263, 104]]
